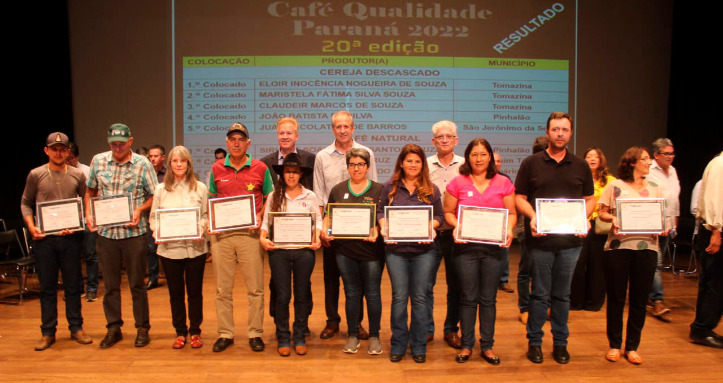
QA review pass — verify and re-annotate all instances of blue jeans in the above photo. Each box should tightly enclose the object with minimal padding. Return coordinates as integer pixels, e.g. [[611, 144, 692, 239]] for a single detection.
[[336, 254, 383, 338], [82, 228, 99, 293], [146, 230, 159, 283], [648, 236, 668, 302], [268, 248, 315, 346], [34, 234, 84, 335], [386, 249, 436, 355], [499, 248, 510, 285], [455, 243, 504, 351], [426, 231, 459, 336], [527, 246, 581, 346]]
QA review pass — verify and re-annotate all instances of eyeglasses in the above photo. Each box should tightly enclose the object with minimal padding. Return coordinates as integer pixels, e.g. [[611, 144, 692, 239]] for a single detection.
[[348, 162, 367, 169], [659, 151, 675, 156], [433, 134, 457, 141]]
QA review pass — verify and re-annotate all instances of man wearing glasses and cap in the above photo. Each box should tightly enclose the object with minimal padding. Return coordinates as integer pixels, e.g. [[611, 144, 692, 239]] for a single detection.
[[208, 122, 274, 353], [22, 132, 93, 351], [84, 123, 158, 348]]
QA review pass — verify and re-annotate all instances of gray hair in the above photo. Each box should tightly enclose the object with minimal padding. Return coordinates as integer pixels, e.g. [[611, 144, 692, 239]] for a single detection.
[[345, 148, 370, 165], [651, 138, 673, 154], [431, 120, 458, 136]]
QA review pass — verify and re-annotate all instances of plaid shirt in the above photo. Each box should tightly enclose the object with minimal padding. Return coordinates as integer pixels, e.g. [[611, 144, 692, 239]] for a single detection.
[[87, 151, 158, 239]]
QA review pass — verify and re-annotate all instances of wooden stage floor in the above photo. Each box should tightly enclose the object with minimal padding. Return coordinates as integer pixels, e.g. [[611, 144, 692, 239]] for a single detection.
[[1, 244, 720, 382]]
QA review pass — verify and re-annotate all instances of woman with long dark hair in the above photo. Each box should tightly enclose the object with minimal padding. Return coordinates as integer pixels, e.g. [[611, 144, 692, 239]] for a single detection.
[[378, 144, 443, 363], [597, 146, 666, 364], [259, 153, 321, 357], [444, 138, 516, 365]]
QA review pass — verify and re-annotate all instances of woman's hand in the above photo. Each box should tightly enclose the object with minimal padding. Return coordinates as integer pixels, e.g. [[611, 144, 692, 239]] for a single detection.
[[259, 236, 276, 251]]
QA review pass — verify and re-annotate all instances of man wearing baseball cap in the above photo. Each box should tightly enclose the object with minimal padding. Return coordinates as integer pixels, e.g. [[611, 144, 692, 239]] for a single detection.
[[21, 132, 92, 350], [84, 123, 158, 348], [208, 122, 273, 352]]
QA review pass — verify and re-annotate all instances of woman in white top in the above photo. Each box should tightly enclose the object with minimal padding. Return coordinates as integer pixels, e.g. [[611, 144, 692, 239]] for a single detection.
[[149, 145, 208, 349], [260, 153, 322, 357]]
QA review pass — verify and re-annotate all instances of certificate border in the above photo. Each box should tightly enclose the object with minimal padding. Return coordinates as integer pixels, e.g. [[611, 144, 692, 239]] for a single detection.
[[384, 205, 434, 242], [155, 207, 202, 242], [208, 194, 257, 233], [535, 198, 588, 235], [36, 197, 85, 234], [616, 198, 666, 234], [327, 203, 376, 239], [456, 205, 508, 245], [269, 212, 316, 248], [90, 193, 133, 228]]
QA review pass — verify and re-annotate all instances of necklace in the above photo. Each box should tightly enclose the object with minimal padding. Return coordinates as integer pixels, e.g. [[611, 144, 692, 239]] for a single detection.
[[47, 164, 68, 185]]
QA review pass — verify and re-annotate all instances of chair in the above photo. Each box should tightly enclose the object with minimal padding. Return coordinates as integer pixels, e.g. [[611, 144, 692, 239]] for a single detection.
[[0, 227, 36, 304], [672, 221, 698, 276]]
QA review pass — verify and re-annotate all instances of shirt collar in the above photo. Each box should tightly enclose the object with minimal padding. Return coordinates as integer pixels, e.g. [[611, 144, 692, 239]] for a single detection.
[[224, 153, 252, 170]]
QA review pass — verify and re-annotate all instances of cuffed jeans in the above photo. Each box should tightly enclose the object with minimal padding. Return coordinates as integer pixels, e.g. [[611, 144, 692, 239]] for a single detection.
[[34, 234, 84, 336], [337, 253, 383, 338], [527, 246, 581, 346], [269, 248, 315, 346], [386, 249, 436, 356], [160, 255, 206, 337], [455, 243, 504, 351]]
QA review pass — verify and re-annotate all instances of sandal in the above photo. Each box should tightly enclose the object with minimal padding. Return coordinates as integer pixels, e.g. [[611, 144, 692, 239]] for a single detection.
[[190, 335, 203, 348], [624, 350, 643, 365], [605, 348, 620, 362], [172, 336, 186, 349]]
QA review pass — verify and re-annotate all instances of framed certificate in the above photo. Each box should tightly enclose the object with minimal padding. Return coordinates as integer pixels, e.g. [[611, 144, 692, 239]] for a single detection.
[[91, 193, 133, 227], [327, 203, 376, 239], [155, 207, 202, 242], [208, 194, 256, 233], [616, 198, 665, 234], [384, 205, 434, 242], [36, 197, 84, 234], [535, 198, 587, 234], [456, 205, 508, 245], [269, 212, 316, 247]]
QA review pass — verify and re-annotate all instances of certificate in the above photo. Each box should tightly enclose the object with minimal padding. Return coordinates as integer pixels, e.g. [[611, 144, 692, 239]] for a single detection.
[[456, 205, 508, 245], [616, 198, 665, 234], [269, 212, 316, 247], [208, 194, 256, 232], [385, 206, 433, 242], [155, 207, 202, 241], [91, 194, 133, 227], [535, 198, 587, 234], [327, 203, 376, 239], [37, 197, 84, 234]]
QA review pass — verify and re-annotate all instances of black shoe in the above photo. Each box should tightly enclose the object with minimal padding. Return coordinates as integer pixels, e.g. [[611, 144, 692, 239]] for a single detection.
[[249, 337, 265, 352], [146, 279, 159, 290], [212, 337, 234, 352], [481, 350, 501, 365], [99, 330, 122, 349], [552, 345, 570, 364], [412, 354, 426, 363], [135, 328, 150, 347], [455, 350, 471, 363], [690, 335, 723, 349], [527, 345, 543, 363], [390, 353, 404, 362]]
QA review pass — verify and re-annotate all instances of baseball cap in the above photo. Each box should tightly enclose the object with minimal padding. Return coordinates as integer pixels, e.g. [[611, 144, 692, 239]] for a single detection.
[[227, 122, 249, 138], [46, 132, 69, 147], [107, 123, 132, 142]]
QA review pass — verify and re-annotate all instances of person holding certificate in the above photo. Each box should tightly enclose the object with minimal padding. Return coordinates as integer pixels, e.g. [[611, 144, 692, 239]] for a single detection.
[[443, 138, 516, 365], [149, 146, 208, 349], [21, 132, 92, 351], [378, 144, 443, 363], [322, 148, 384, 355], [597, 146, 665, 364], [571, 148, 616, 312], [259, 153, 321, 357]]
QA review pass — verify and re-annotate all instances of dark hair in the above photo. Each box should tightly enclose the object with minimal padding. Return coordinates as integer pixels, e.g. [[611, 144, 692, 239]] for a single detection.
[[387, 144, 434, 204], [617, 146, 649, 183], [458, 138, 497, 179], [584, 147, 611, 187], [136, 147, 148, 156], [532, 136, 548, 154], [149, 144, 166, 155], [545, 112, 573, 131], [68, 142, 80, 156], [214, 148, 227, 157]]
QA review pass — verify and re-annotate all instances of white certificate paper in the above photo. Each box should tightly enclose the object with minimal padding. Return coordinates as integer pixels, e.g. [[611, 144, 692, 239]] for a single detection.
[[92, 194, 132, 227], [617, 198, 665, 234], [329, 204, 375, 238], [385, 206, 433, 242], [156, 208, 201, 241], [208, 195, 256, 232], [270, 213, 315, 246], [37, 197, 84, 233], [536, 199, 587, 234], [457, 205, 507, 245]]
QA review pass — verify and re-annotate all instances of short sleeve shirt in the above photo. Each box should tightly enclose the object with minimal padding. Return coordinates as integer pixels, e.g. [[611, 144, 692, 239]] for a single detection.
[[208, 154, 274, 214], [599, 179, 663, 252], [446, 173, 515, 211], [327, 179, 384, 261]]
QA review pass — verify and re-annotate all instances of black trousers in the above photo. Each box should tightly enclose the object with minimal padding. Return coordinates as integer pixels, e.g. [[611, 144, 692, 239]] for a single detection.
[[160, 255, 206, 336], [603, 249, 656, 351], [570, 222, 607, 311], [690, 224, 723, 338]]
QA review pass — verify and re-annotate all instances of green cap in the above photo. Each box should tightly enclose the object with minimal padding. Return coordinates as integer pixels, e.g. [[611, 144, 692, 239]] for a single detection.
[[107, 123, 132, 143]]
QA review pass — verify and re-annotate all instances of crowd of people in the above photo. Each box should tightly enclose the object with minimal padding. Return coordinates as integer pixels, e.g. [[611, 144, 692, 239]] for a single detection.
[[19, 111, 722, 366]]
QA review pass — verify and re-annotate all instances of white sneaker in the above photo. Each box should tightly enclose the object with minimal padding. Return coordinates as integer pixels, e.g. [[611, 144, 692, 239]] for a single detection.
[[343, 336, 360, 354]]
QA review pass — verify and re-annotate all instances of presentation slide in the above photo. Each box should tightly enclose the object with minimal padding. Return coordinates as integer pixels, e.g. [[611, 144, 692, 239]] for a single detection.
[[175, 1, 576, 182]]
